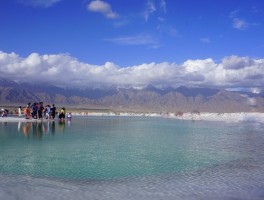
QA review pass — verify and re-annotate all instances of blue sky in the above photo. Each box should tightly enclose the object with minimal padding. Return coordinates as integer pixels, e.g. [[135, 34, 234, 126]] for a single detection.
[[0, 0, 264, 90]]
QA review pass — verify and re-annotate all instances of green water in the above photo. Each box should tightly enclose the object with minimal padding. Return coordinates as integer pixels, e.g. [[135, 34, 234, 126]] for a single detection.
[[0, 117, 242, 180]]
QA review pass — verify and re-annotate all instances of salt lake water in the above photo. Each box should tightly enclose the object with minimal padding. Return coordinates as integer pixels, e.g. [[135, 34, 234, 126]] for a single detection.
[[0, 116, 264, 200]]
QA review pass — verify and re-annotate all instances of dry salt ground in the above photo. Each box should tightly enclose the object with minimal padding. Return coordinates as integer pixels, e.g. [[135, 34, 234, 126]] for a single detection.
[[1, 112, 264, 123]]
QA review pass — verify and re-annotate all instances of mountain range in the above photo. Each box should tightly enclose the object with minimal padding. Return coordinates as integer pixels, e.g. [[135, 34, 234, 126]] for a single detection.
[[0, 78, 264, 113]]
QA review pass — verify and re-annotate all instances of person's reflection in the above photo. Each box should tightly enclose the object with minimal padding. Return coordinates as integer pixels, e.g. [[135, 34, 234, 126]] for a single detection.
[[46, 121, 50, 134], [23, 122, 31, 137], [58, 120, 65, 133], [32, 122, 37, 137], [18, 121, 21, 132], [51, 121, 56, 135], [30, 122, 43, 139], [42, 122, 47, 134], [21, 121, 57, 139], [67, 119, 71, 127], [36, 122, 43, 139], [2, 122, 7, 126]]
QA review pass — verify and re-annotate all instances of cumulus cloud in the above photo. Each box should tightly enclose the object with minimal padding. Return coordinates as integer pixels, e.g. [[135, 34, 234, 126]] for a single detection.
[[0, 51, 264, 89], [87, 0, 118, 19], [222, 55, 254, 69]]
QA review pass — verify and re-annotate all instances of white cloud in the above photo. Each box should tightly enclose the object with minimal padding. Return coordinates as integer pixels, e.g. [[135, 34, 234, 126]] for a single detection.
[[143, 0, 156, 22], [232, 18, 248, 30], [87, 0, 118, 19], [229, 10, 249, 31], [229, 10, 239, 19], [183, 58, 216, 73], [19, 0, 61, 7], [160, 0, 167, 13], [105, 35, 159, 46], [0, 51, 264, 89], [222, 55, 254, 69]]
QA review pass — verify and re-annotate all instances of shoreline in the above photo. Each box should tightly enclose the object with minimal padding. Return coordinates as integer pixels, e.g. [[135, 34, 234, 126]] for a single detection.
[[0, 112, 264, 123]]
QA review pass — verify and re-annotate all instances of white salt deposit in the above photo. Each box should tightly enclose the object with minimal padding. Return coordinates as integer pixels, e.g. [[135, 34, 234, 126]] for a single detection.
[[0, 112, 264, 123], [173, 112, 264, 123]]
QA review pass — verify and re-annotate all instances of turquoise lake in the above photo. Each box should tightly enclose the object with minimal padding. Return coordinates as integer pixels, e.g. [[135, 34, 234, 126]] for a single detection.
[[0, 116, 264, 200]]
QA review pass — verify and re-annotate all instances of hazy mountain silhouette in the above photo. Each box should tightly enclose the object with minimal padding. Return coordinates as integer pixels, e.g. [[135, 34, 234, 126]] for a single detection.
[[0, 78, 263, 112]]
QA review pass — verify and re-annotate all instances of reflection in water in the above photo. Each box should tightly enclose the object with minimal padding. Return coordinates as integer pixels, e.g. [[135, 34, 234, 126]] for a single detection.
[[20, 120, 69, 139], [18, 121, 21, 132], [22, 122, 31, 137], [1, 122, 7, 126], [58, 120, 65, 133]]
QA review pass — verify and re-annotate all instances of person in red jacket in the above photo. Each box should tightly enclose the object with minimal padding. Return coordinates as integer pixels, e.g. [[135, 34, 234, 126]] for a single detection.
[[24, 105, 31, 119]]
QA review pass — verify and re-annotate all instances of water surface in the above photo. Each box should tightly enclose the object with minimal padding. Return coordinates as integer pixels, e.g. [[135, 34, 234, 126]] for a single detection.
[[0, 117, 264, 199]]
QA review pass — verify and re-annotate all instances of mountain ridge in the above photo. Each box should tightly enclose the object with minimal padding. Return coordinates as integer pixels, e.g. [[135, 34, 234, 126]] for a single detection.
[[0, 78, 263, 112]]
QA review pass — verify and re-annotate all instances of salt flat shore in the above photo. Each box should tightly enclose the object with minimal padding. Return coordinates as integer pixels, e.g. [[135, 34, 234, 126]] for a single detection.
[[78, 111, 264, 123], [1, 112, 264, 123]]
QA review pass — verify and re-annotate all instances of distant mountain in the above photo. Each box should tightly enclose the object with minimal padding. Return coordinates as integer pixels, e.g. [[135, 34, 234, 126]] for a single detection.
[[0, 78, 263, 112], [174, 86, 219, 97]]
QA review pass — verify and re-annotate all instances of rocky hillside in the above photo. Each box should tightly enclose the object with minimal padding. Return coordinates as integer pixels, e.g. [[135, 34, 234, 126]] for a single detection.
[[0, 78, 263, 112]]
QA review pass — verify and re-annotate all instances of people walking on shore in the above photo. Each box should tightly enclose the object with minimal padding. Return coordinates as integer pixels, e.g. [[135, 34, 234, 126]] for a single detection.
[[24, 105, 31, 119], [37, 102, 44, 119], [18, 106, 22, 117], [14, 102, 63, 121], [67, 112, 72, 120], [51, 104, 56, 119], [1, 109, 8, 117], [59, 107, 66, 121], [32, 102, 37, 119], [45, 105, 51, 119]]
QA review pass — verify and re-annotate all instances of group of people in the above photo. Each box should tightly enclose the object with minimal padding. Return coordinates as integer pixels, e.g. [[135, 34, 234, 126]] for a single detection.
[[23, 102, 67, 121]]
